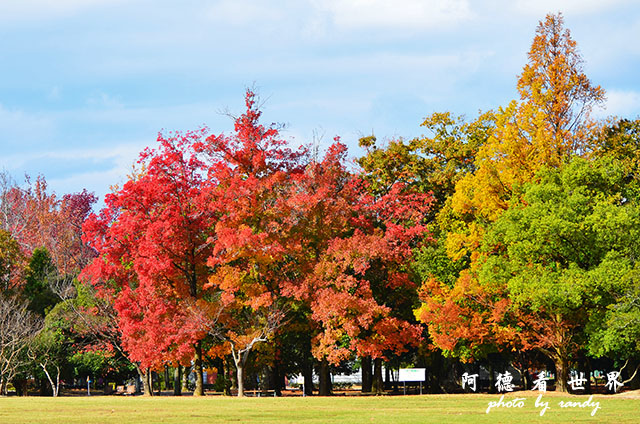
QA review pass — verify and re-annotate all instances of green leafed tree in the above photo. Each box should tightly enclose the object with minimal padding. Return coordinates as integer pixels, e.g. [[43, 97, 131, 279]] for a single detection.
[[479, 156, 640, 391], [23, 248, 60, 316]]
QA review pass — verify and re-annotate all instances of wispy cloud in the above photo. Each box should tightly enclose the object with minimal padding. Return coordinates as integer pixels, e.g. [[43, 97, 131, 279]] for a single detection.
[[601, 90, 640, 118], [0, 0, 127, 22], [205, 0, 286, 26], [512, 0, 632, 15], [4, 141, 150, 200], [313, 0, 472, 31], [86, 92, 125, 109], [0, 104, 54, 146]]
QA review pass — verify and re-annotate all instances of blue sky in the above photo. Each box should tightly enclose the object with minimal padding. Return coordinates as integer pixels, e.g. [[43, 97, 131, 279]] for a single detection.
[[1, 0, 639, 203]]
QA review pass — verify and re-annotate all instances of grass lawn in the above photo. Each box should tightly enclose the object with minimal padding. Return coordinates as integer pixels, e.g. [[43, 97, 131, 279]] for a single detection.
[[0, 392, 638, 423]]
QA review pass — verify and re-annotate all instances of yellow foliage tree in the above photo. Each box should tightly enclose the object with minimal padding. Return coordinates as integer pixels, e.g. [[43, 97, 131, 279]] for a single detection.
[[446, 13, 605, 258]]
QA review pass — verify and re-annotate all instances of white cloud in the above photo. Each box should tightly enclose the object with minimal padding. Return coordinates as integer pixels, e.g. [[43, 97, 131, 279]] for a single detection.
[[205, 0, 285, 25], [230, 50, 491, 86], [3, 141, 150, 202], [36, 143, 143, 163], [86, 92, 124, 109], [313, 0, 472, 31], [2, 141, 131, 171], [0, 104, 54, 145], [601, 90, 640, 118], [512, 0, 632, 16], [0, 0, 127, 22]]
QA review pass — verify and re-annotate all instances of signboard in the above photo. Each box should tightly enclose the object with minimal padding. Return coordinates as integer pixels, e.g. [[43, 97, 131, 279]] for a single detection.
[[399, 368, 426, 382]]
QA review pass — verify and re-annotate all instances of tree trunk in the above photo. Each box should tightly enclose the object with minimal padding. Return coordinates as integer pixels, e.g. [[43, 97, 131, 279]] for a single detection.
[[583, 358, 592, 394], [0, 378, 6, 396], [427, 352, 444, 393], [303, 360, 314, 396], [148, 370, 154, 396], [134, 374, 141, 394], [318, 359, 332, 396], [372, 358, 384, 394], [40, 364, 60, 397], [214, 358, 224, 394], [173, 366, 182, 396], [223, 356, 232, 396], [270, 361, 282, 397], [236, 362, 245, 397], [181, 365, 191, 392], [164, 365, 171, 391], [554, 354, 569, 393], [143, 368, 153, 396], [279, 370, 286, 395], [151, 371, 158, 394], [627, 359, 640, 390], [229, 356, 238, 393], [514, 365, 529, 390], [133, 364, 152, 396], [385, 363, 391, 391], [301, 337, 314, 395], [231, 347, 251, 398], [193, 341, 204, 396], [523, 368, 531, 391], [392, 366, 399, 393], [361, 356, 372, 393], [488, 363, 496, 394]]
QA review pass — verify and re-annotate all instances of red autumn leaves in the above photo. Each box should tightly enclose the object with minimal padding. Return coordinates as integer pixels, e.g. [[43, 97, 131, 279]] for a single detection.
[[81, 90, 433, 380]]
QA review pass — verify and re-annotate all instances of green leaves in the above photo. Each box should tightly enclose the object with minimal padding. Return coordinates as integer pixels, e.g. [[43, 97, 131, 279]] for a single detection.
[[488, 157, 638, 270], [478, 156, 640, 363], [586, 265, 640, 359], [23, 248, 60, 316]]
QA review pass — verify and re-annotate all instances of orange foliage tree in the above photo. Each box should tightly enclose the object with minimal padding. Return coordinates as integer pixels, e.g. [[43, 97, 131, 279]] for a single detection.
[[197, 90, 307, 397]]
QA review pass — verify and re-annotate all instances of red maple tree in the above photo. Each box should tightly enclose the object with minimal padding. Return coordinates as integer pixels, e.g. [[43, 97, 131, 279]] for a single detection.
[[82, 128, 214, 395]]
